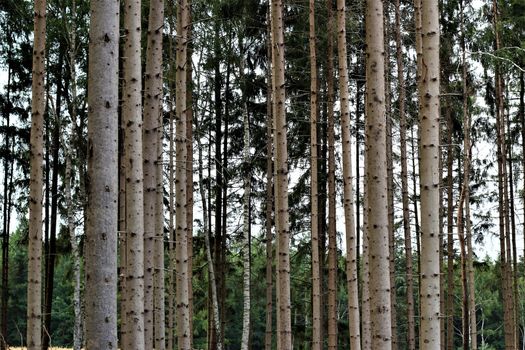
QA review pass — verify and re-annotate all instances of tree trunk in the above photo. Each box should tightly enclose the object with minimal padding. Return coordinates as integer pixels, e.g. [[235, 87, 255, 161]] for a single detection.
[[336, 0, 361, 348], [240, 45, 251, 350], [519, 71, 525, 262], [85, 0, 119, 346], [365, 0, 392, 348], [309, 1, 321, 348], [418, 0, 441, 348], [270, 0, 292, 348], [326, 0, 337, 348], [167, 5, 176, 348], [175, 0, 192, 348], [264, 8, 274, 350], [142, 0, 166, 347], [122, 0, 146, 346], [186, 20, 194, 349], [27, 0, 47, 347], [396, 0, 415, 347], [383, 6, 397, 347], [445, 106, 455, 350], [361, 159, 371, 350]]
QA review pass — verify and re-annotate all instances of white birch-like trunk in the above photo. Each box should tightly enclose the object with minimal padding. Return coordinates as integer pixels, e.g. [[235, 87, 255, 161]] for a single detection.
[[122, 0, 146, 347], [85, 0, 119, 347], [336, 0, 361, 348], [418, 0, 441, 348], [27, 0, 46, 348]]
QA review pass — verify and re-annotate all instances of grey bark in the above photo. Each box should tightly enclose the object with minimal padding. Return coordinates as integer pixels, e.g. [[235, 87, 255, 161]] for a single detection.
[[84, 0, 120, 347]]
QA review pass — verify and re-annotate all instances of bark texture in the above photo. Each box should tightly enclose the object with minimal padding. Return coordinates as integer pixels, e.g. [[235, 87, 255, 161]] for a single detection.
[[418, 0, 441, 348], [122, 0, 146, 346], [326, 0, 337, 348], [85, 0, 119, 347], [365, 0, 392, 348], [142, 0, 165, 347], [336, 0, 361, 348], [309, 1, 321, 349], [175, 0, 192, 348], [271, 0, 292, 348], [27, 0, 46, 348]]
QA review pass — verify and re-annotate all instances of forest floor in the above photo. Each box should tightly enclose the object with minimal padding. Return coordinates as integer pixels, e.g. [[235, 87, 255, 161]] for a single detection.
[[7, 346, 73, 350]]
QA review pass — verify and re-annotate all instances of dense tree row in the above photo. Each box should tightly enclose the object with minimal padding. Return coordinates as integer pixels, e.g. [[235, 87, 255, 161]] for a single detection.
[[0, 0, 524, 349]]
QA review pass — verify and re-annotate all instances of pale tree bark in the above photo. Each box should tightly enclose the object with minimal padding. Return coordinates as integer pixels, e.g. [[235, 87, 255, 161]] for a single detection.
[[175, 0, 192, 348], [27, 0, 46, 348], [240, 45, 251, 350], [395, 0, 415, 347], [418, 0, 441, 348], [326, 0, 337, 348], [336, 1, 361, 348], [122, 0, 146, 347], [264, 8, 273, 350], [271, 0, 292, 348], [383, 5, 397, 347], [361, 160, 371, 350], [445, 106, 454, 350], [85, 0, 119, 347], [142, 0, 165, 347], [186, 21, 194, 348], [309, 1, 321, 349], [365, 0, 392, 348]]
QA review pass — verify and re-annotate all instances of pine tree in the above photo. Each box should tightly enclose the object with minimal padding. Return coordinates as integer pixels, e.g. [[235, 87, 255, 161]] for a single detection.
[[271, 0, 292, 348], [418, 0, 441, 348], [27, 0, 47, 348], [364, 0, 392, 348], [336, 0, 360, 347], [309, 0, 321, 348], [84, 0, 120, 347]]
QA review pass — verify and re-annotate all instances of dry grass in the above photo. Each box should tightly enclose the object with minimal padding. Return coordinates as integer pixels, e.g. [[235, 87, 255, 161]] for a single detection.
[[10, 348, 74, 350]]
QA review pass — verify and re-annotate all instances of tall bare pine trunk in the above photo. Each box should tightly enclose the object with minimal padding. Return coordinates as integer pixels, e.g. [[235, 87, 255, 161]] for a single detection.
[[418, 0, 441, 348], [336, 1, 361, 348], [309, 1, 321, 348], [27, 0, 46, 347], [84, 0, 119, 347], [271, 0, 292, 348], [175, 0, 192, 348], [364, 0, 392, 348]]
